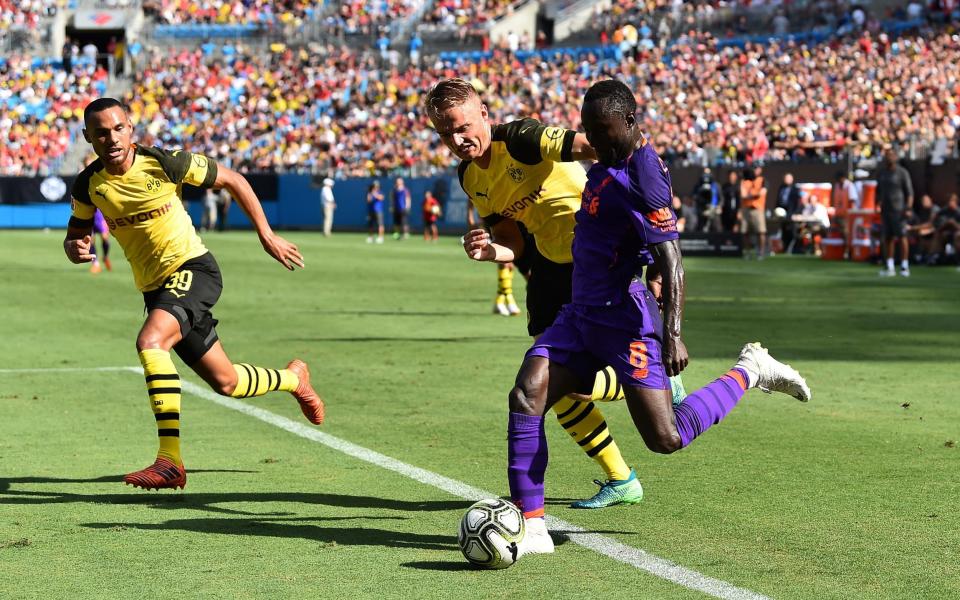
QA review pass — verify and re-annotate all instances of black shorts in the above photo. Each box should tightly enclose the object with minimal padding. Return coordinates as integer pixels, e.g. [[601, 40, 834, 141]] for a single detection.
[[393, 210, 408, 227], [143, 252, 222, 366], [881, 209, 906, 239], [525, 245, 573, 337], [368, 211, 384, 229]]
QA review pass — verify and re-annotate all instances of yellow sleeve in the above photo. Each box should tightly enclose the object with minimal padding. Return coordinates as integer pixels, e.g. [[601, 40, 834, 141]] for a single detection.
[[139, 146, 219, 188], [538, 125, 577, 163], [71, 197, 95, 220], [177, 151, 218, 188]]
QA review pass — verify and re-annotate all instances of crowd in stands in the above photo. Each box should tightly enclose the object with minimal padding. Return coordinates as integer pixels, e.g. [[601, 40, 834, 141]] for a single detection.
[[0, 54, 107, 175], [338, 0, 423, 34], [125, 44, 449, 176], [119, 14, 959, 177], [144, 0, 325, 26], [0, 0, 64, 50], [424, 0, 522, 27], [587, 0, 863, 46]]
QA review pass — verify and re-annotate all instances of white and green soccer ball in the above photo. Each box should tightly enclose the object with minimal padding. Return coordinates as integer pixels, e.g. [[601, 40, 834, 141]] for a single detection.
[[457, 498, 525, 569]]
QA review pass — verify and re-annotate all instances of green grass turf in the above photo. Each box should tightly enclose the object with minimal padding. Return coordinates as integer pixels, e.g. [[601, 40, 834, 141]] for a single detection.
[[2, 230, 959, 599]]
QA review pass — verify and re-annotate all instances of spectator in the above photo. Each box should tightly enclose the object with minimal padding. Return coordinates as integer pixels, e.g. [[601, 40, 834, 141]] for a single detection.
[[906, 194, 939, 262], [409, 32, 423, 66], [692, 167, 719, 232], [62, 37, 73, 73], [875, 147, 914, 276], [422, 189, 441, 242], [740, 166, 768, 259], [201, 188, 219, 232], [720, 170, 741, 233], [795, 192, 831, 255], [216, 188, 231, 231], [367, 180, 385, 244], [775, 173, 802, 253], [927, 193, 960, 264], [321, 177, 336, 237], [391, 176, 411, 240], [82, 41, 98, 63]]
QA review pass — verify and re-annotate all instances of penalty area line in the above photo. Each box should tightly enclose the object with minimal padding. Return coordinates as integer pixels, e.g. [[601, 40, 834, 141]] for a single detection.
[[1, 366, 770, 600]]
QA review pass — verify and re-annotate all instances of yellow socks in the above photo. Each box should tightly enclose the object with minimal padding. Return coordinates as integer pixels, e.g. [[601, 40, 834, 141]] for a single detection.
[[139, 349, 182, 466], [497, 263, 514, 297], [592, 366, 625, 402], [552, 396, 632, 481], [230, 363, 298, 398]]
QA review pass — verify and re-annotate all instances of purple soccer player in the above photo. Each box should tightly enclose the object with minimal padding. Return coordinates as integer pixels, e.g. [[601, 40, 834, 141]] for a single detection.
[[504, 80, 812, 556], [89, 208, 112, 273]]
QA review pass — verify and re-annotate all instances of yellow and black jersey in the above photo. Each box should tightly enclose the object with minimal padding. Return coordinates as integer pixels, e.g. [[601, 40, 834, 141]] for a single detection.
[[458, 118, 587, 264], [70, 145, 218, 292]]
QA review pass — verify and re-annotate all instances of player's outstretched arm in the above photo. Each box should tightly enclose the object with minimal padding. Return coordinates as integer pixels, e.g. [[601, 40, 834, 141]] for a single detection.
[[650, 239, 688, 376], [213, 165, 304, 270]]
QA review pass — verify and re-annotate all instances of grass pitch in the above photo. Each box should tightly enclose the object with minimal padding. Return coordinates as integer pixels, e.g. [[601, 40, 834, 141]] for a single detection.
[[2, 230, 959, 599]]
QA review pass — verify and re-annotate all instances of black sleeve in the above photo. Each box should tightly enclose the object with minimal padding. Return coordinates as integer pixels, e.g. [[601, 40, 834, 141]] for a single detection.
[[71, 168, 94, 206], [482, 213, 505, 228], [68, 216, 94, 228], [493, 118, 546, 166]]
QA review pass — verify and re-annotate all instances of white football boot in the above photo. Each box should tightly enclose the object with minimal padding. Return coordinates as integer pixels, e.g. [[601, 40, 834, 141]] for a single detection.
[[517, 517, 554, 557], [734, 342, 811, 402]]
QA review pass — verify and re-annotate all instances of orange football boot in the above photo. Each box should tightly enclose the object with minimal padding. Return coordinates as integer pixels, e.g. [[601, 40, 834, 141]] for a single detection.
[[123, 457, 186, 490], [286, 359, 325, 425]]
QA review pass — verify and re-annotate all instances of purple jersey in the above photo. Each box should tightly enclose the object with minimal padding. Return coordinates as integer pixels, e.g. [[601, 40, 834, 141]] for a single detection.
[[93, 209, 108, 235], [572, 142, 678, 306]]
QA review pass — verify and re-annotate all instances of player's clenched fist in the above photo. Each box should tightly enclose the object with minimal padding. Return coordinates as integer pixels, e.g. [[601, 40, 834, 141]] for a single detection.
[[64, 234, 96, 263], [461, 228, 495, 261]]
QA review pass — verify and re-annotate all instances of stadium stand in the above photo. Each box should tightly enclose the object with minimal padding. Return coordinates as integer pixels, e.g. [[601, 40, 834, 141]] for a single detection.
[[0, 54, 108, 175], [121, 16, 959, 176]]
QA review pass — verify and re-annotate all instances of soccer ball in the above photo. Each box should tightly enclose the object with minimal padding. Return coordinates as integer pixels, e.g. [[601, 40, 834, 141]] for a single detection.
[[457, 498, 525, 569]]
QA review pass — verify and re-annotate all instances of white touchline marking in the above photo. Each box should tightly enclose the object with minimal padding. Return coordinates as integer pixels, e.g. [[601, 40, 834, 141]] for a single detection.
[[1, 366, 770, 600]]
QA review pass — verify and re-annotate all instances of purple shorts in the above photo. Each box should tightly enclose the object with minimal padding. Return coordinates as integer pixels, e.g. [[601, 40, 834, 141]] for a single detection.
[[526, 288, 669, 390], [93, 210, 108, 235]]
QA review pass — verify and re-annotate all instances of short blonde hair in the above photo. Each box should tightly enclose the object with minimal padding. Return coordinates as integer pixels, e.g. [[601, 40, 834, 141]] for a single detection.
[[423, 78, 480, 121]]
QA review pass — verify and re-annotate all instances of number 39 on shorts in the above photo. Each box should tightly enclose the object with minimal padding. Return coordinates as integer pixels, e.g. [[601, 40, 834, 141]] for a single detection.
[[165, 270, 193, 292], [628, 341, 649, 379]]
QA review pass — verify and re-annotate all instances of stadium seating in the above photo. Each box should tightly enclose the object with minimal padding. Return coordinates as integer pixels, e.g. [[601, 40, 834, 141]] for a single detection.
[[0, 54, 106, 175]]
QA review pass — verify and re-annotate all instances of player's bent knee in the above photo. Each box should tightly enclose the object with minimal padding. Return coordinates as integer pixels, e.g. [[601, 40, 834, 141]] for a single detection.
[[208, 372, 238, 396], [508, 384, 542, 416], [644, 432, 683, 454], [136, 335, 166, 352]]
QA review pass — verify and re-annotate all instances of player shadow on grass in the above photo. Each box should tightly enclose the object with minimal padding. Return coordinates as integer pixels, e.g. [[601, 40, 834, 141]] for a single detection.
[[83, 518, 457, 551], [0, 470, 258, 494], [401, 561, 479, 571], [292, 335, 528, 344], [309, 309, 486, 318], [0, 487, 470, 517]]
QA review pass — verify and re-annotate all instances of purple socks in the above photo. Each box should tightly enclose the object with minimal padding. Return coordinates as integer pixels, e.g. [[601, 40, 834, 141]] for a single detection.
[[507, 412, 548, 518], [673, 368, 749, 448]]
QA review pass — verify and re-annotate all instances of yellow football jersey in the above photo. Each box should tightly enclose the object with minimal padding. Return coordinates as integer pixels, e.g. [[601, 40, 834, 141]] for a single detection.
[[457, 118, 586, 264], [70, 145, 218, 291]]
